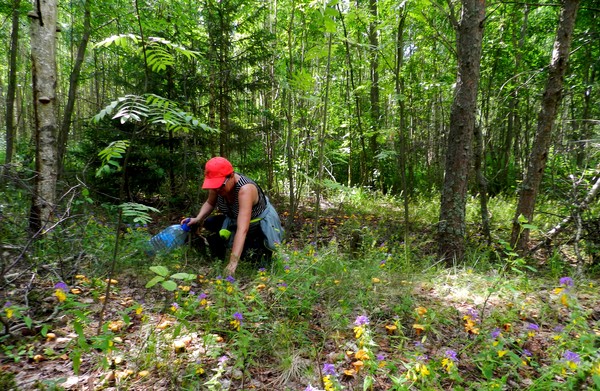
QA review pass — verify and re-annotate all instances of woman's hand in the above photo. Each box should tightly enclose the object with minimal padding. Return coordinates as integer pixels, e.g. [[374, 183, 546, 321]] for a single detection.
[[181, 217, 199, 226]]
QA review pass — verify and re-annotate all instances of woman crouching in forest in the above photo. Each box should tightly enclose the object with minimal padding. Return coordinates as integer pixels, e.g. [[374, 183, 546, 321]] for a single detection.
[[183, 157, 283, 275]]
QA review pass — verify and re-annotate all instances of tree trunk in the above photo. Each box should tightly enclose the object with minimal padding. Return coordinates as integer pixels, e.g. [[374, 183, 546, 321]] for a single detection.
[[4, 0, 21, 167], [474, 125, 491, 243], [438, 0, 485, 262], [338, 4, 367, 187], [28, 0, 59, 234], [218, 3, 231, 157], [368, 0, 381, 188], [511, 0, 580, 250], [500, 4, 529, 191], [314, 33, 333, 244], [285, 0, 297, 224], [58, 0, 92, 175], [394, 5, 410, 246]]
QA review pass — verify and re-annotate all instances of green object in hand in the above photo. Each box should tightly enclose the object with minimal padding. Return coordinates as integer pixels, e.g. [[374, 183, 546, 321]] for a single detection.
[[219, 229, 231, 240]]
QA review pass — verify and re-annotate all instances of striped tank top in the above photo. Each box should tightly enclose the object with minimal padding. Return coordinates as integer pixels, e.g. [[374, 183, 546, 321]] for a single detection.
[[216, 173, 268, 219]]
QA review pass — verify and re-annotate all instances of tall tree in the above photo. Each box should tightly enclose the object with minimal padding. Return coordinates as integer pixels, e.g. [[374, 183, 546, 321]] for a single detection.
[[438, 0, 486, 262], [284, 0, 297, 225], [57, 0, 92, 174], [28, 0, 59, 234], [338, 3, 368, 186], [511, 0, 580, 250], [4, 0, 21, 167], [368, 0, 381, 187], [394, 4, 410, 252]]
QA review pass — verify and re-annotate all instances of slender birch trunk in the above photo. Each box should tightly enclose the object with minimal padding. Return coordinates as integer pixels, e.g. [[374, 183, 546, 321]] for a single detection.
[[28, 0, 59, 234]]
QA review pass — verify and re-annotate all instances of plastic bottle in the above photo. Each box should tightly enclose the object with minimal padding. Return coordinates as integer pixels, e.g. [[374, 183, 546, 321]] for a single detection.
[[146, 222, 191, 255]]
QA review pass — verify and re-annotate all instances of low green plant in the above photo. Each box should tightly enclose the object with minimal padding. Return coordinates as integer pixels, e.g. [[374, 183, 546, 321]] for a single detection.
[[145, 265, 196, 292]]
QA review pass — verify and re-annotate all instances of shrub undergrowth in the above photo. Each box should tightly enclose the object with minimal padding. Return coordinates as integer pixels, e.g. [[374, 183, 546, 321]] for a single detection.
[[1, 187, 599, 390]]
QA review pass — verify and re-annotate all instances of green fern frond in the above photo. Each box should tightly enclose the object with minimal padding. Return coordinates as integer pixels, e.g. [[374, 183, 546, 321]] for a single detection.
[[119, 202, 160, 225], [96, 140, 131, 177], [146, 47, 175, 72], [94, 34, 139, 49], [93, 94, 217, 134], [95, 34, 199, 73]]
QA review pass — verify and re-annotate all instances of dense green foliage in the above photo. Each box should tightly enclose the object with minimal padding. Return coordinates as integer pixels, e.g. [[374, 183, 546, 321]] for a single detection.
[[2, 0, 598, 202]]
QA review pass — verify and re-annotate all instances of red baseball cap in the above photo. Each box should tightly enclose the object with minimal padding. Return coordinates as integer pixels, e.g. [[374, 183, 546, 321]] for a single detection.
[[202, 157, 234, 189]]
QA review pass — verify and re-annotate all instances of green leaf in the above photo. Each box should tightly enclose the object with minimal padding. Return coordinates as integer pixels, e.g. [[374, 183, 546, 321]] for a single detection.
[[324, 16, 336, 33], [74, 321, 84, 336], [170, 273, 196, 280], [24, 316, 32, 329], [508, 351, 521, 365], [146, 275, 165, 288], [363, 375, 374, 391], [119, 202, 160, 225], [71, 350, 82, 374], [482, 365, 493, 380], [517, 214, 529, 224], [97, 140, 131, 176], [150, 265, 169, 277], [173, 323, 182, 339], [161, 280, 178, 291]]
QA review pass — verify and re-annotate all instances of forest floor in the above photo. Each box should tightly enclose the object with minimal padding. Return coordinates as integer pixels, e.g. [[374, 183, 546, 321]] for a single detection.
[[2, 202, 600, 390]]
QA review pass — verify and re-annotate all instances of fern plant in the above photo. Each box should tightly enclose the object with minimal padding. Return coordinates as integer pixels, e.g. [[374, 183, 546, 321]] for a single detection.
[[96, 140, 130, 177], [93, 32, 214, 134], [94, 34, 199, 73], [92, 94, 215, 134]]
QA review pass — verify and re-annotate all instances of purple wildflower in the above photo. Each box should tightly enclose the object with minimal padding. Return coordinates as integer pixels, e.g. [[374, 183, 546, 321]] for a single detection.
[[218, 355, 228, 365], [466, 308, 479, 320], [233, 312, 243, 321], [354, 315, 369, 326], [445, 349, 458, 362], [198, 293, 208, 300], [226, 275, 236, 284], [559, 277, 574, 287], [491, 328, 501, 339], [522, 349, 532, 357], [4, 301, 11, 307], [527, 323, 539, 331], [171, 302, 179, 309], [55, 282, 68, 291], [376, 353, 386, 361], [554, 324, 565, 333], [322, 363, 336, 376], [258, 267, 266, 273], [562, 350, 581, 364], [305, 385, 319, 391]]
